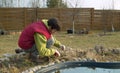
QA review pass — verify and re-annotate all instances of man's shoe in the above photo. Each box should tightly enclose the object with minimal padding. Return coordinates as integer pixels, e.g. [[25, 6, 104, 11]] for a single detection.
[[15, 48, 24, 54]]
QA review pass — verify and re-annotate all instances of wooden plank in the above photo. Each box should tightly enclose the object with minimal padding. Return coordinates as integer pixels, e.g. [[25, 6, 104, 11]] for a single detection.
[[1, 8, 120, 31]]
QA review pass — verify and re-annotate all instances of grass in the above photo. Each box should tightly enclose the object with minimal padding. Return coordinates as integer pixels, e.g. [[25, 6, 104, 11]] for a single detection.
[[55, 31, 120, 50], [0, 34, 19, 56], [0, 31, 120, 57], [0, 31, 120, 72]]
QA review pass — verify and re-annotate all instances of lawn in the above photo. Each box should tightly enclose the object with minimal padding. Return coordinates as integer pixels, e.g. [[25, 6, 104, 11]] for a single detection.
[[0, 34, 19, 56], [54, 31, 120, 49], [0, 31, 120, 72], [0, 31, 120, 57]]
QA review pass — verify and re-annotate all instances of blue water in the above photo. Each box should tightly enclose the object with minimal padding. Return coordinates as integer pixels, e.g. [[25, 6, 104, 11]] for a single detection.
[[54, 67, 120, 73]]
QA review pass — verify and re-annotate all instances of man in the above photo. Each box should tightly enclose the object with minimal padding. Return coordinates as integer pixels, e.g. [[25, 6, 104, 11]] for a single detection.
[[17, 18, 65, 62]]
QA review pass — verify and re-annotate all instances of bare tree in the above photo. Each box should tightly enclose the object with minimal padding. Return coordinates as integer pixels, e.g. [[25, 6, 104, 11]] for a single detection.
[[67, 0, 79, 34], [0, 0, 21, 7], [0, 0, 14, 7], [28, 0, 41, 8], [47, 0, 67, 8], [111, 0, 115, 32]]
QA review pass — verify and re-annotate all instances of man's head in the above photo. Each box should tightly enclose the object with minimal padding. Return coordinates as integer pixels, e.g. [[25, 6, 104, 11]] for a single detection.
[[47, 18, 60, 33]]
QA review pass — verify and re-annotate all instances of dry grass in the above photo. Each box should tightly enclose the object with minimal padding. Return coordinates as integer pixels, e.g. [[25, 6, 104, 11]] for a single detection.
[[0, 34, 19, 56], [0, 31, 120, 72], [55, 31, 120, 50], [0, 31, 120, 57]]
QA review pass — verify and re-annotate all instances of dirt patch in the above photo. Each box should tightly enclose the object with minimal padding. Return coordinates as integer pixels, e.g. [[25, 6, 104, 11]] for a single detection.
[[0, 45, 120, 73]]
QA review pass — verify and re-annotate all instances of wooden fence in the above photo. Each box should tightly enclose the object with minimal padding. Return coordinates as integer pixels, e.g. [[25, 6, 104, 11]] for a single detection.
[[0, 8, 120, 31], [93, 10, 120, 31]]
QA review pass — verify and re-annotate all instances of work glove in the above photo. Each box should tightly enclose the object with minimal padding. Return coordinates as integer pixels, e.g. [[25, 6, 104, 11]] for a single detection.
[[54, 50, 60, 57], [60, 45, 66, 51]]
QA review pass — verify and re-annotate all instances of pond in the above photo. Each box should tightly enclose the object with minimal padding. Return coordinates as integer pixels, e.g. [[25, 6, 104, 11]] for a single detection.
[[53, 67, 120, 73], [35, 61, 120, 73]]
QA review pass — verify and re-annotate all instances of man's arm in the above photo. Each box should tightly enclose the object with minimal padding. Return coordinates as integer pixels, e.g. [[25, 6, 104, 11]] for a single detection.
[[53, 36, 62, 48], [53, 36, 65, 50]]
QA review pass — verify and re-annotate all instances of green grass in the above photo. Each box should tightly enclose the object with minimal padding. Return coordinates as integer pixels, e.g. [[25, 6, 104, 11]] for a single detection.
[[0, 31, 120, 57]]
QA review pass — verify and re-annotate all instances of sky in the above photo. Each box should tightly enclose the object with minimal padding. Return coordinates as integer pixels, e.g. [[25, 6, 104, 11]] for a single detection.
[[4, 0, 120, 10], [67, 0, 120, 10]]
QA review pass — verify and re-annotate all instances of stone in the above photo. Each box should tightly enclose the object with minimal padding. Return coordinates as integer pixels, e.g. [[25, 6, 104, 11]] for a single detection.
[[0, 57, 10, 61], [28, 70, 34, 73], [55, 59, 61, 63], [48, 62, 55, 66], [111, 48, 120, 54], [3, 53, 14, 58], [73, 58, 79, 61]]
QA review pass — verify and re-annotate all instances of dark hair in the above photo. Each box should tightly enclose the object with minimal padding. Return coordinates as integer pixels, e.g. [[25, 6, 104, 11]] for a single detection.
[[48, 18, 60, 31]]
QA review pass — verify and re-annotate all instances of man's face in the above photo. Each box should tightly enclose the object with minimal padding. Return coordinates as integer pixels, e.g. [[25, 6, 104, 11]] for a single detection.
[[49, 28, 57, 34]]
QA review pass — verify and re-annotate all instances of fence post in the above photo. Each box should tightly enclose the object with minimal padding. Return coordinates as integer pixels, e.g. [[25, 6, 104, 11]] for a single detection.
[[24, 8, 27, 28], [91, 8, 94, 30]]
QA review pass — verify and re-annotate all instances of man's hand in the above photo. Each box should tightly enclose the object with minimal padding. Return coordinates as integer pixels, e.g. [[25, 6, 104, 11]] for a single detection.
[[54, 50, 60, 57], [60, 45, 66, 50]]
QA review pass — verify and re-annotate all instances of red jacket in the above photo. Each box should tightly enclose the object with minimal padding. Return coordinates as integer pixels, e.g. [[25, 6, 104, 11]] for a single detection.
[[18, 21, 51, 49]]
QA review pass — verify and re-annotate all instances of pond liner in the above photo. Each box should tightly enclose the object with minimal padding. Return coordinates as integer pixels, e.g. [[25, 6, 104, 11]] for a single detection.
[[35, 61, 120, 73]]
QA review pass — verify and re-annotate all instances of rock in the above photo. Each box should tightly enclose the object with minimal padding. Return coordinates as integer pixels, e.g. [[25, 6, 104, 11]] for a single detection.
[[3, 53, 14, 58], [92, 59, 97, 62], [22, 70, 30, 73], [28, 70, 34, 73], [111, 48, 120, 54], [55, 70, 60, 73], [86, 58, 97, 62], [94, 45, 107, 55], [55, 59, 61, 63], [81, 58, 87, 62], [78, 58, 82, 61], [31, 67, 38, 72], [48, 62, 55, 66], [73, 58, 79, 61], [41, 65, 48, 68], [77, 51, 86, 57], [0, 57, 10, 61], [61, 59, 65, 62], [37, 66, 41, 69]]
